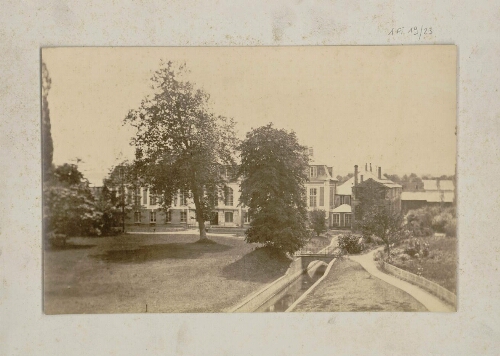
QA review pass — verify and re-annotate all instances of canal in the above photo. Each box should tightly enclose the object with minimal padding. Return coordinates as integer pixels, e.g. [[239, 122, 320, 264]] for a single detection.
[[256, 262, 328, 312]]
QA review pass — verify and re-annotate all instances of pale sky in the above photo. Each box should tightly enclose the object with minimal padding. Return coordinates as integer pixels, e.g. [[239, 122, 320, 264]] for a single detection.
[[42, 46, 456, 186]]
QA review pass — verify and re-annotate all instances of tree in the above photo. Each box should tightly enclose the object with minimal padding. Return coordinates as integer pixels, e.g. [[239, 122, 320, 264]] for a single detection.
[[310, 209, 327, 236], [124, 61, 239, 241], [238, 124, 310, 255], [102, 162, 138, 232], [359, 207, 410, 258], [42, 61, 54, 182], [44, 163, 102, 245]]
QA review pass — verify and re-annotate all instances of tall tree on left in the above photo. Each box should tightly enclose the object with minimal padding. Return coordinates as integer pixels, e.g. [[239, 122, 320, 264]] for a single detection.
[[42, 61, 54, 182], [124, 61, 239, 241]]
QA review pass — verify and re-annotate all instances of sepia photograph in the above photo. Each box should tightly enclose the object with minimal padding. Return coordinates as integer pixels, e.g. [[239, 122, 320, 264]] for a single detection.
[[42, 46, 457, 314]]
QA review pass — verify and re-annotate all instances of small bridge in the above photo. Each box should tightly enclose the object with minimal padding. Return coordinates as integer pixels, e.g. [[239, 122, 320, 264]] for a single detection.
[[291, 245, 339, 272]]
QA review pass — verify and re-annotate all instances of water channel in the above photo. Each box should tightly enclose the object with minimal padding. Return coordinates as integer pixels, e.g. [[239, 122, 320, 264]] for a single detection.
[[256, 263, 328, 312]]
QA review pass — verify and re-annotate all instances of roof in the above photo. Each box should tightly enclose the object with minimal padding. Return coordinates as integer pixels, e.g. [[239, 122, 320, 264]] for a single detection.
[[422, 179, 455, 191], [336, 177, 354, 195], [401, 191, 454, 203], [335, 169, 402, 195], [331, 204, 352, 213]]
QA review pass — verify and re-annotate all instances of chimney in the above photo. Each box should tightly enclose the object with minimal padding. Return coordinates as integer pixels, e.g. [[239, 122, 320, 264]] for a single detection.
[[354, 165, 358, 186], [361, 174, 364, 183], [378, 167, 382, 180], [370, 163, 372, 172]]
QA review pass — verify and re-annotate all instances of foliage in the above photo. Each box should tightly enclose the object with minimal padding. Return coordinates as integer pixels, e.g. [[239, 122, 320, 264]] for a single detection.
[[337, 233, 364, 254], [102, 162, 140, 229], [124, 61, 239, 240], [42, 61, 54, 183], [405, 206, 456, 237], [309, 209, 327, 236], [44, 164, 103, 246], [238, 124, 310, 255], [359, 206, 411, 257]]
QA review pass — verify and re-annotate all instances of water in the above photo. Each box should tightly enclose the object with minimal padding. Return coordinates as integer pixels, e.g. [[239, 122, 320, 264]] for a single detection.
[[256, 266, 327, 312]]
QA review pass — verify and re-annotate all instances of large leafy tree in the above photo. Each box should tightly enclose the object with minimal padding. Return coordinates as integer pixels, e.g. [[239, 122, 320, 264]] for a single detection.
[[44, 164, 102, 245], [359, 206, 410, 258], [238, 124, 310, 255], [124, 61, 238, 241]]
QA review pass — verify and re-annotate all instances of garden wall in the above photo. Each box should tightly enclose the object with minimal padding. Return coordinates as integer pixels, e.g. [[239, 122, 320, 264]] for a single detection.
[[383, 262, 457, 307]]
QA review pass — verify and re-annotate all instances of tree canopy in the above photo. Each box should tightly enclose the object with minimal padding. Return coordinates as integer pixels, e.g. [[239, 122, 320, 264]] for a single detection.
[[124, 61, 239, 240], [238, 124, 310, 255], [42, 61, 54, 182]]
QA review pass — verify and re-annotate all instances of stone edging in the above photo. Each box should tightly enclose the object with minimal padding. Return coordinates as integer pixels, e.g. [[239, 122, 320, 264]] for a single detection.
[[285, 257, 337, 312], [383, 261, 457, 307]]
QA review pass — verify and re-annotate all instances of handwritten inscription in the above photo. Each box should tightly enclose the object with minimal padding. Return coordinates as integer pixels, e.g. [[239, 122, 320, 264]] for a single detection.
[[388, 26, 433, 40]]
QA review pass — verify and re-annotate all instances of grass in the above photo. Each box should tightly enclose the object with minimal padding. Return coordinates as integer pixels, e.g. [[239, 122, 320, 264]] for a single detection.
[[43, 233, 291, 314], [390, 236, 457, 294], [293, 258, 427, 312]]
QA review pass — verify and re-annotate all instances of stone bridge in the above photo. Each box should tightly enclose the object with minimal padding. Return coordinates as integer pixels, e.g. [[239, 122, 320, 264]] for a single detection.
[[288, 252, 338, 275]]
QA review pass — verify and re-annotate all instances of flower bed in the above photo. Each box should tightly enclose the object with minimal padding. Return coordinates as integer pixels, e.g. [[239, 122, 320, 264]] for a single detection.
[[389, 235, 457, 294]]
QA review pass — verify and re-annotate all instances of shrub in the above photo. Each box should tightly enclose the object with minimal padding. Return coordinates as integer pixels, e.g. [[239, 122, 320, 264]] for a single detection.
[[338, 233, 363, 254], [309, 210, 327, 236], [399, 253, 410, 261], [444, 218, 457, 237]]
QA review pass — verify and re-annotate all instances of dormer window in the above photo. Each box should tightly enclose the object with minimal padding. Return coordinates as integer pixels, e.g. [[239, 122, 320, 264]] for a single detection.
[[310, 166, 317, 178]]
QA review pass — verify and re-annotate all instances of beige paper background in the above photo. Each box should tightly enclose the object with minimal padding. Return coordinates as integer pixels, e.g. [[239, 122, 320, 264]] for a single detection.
[[1, 1, 499, 355]]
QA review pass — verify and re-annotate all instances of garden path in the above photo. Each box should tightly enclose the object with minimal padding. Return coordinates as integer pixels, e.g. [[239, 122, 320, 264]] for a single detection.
[[349, 248, 455, 312]]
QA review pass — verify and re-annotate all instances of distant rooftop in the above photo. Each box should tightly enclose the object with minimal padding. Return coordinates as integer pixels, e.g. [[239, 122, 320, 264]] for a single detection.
[[422, 179, 455, 191], [401, 191, 454, 203]]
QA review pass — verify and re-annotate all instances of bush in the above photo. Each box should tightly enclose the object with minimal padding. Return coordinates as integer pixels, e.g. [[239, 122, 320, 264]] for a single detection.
[[338, 233, 364, 254], [444, 218, 456, 237], [309, 210, 327, 236]]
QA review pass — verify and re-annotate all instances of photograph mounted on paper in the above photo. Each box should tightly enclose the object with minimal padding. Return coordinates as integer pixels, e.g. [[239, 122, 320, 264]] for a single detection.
[[42, 46, 457, 314]]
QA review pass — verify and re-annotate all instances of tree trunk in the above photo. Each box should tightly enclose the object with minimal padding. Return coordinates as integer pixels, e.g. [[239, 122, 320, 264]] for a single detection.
[[191, 186, 207, 240]]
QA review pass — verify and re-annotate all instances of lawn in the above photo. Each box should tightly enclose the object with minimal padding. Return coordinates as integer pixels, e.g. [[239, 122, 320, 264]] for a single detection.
[[390, 236, 457, 294], [43, 233, 292, 314], [293, 258, 427, 312]]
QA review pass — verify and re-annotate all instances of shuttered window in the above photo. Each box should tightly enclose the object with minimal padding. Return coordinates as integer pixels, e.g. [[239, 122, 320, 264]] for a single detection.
[[319, 187, 324, 206], [330, 187, 334, 207]]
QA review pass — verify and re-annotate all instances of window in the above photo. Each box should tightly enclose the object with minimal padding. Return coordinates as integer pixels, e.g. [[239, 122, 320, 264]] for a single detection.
[[309, 188, 317, 207], [332, 214, 340, 226], [225, 212, 233, 223], [180, 190, 188, 206], [330, 187, 334, 207], [344, 214, 351, 226], [309, 166, 317, 178], [134, 188, 141, 206], [143, 188, 148, 204], [243, 211, 250, 223], [150, 191, 157, 205], [343, 196, 351, 206], [166, 210, 171, 223], [150, 211, 156, 223], [180, 211, 187, 223], [319, 187, 324, 206], [134, 211, 141, 223], [225, 187, 234, 206]]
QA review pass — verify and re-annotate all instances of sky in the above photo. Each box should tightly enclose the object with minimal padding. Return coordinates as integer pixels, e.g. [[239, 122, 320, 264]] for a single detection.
[[42, 46, 456, 186]]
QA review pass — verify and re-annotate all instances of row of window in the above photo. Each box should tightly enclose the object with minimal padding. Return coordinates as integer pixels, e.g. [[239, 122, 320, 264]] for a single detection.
[[129, 188, 235, 207], [332, 213, 351, 226], [133, 210, 249, 224]]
